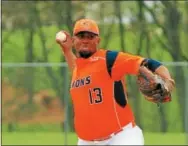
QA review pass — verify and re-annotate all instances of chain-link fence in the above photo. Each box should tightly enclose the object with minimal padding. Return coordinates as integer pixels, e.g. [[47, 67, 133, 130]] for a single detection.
[[2, 62, 188, 145]]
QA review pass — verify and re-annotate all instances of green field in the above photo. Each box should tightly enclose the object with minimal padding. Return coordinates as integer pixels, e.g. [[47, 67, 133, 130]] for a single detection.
[[2, 132, 187, 145]]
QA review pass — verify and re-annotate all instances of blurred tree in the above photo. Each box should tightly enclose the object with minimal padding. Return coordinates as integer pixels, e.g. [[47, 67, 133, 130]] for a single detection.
[[2, 1, 29, 30], [161, 1, 185, 132], [33, 1, 62, 102], [97, 1, 116, 49], [114, 1, 126, 52], [2, 1, 188, 133], [24, 2, 37, 105], [143, 1, 186, 132], [183, 1, 188, 59], [130, 0, 146, 130]]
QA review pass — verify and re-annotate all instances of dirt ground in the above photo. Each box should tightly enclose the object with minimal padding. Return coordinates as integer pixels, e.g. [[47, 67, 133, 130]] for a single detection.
[[2, 80, 65, 124]]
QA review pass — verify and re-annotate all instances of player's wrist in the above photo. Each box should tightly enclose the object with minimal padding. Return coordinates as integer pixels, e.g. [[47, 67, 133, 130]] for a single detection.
[[62, 47, 72, 54], [58, 43, 71, 53]]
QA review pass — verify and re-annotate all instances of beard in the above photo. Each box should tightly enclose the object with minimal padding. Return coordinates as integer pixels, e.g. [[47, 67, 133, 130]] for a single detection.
[[78, 50, 94, 58]]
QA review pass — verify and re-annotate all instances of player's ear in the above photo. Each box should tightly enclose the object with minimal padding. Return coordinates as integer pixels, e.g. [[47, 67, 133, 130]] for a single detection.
[[97, 36, 100, 44]]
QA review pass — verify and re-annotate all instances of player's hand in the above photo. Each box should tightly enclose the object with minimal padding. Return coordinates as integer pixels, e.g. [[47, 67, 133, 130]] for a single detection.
[[56, 31, 73, 54]]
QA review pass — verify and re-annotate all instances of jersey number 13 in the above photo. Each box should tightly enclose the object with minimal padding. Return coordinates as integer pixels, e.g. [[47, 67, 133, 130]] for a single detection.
[[89, 88, 103, 104]]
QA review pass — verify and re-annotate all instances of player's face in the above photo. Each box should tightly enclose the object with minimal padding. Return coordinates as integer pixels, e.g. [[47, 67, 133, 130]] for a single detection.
[[73, 31, 100, 58]]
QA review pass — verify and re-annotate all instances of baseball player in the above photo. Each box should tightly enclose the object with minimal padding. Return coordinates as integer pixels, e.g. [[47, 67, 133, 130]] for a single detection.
[[56, 18, 175, 145]]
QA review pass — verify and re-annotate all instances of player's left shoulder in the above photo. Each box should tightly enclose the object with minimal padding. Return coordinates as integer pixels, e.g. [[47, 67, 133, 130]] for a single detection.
[[97, 49, 107, 56], [89, 49, 106, 61]]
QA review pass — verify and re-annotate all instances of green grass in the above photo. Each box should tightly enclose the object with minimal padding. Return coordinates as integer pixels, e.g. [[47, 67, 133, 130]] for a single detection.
[[2, 132, 187, 145]]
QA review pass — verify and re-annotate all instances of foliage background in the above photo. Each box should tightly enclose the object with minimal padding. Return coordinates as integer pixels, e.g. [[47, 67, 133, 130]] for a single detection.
[[2, 1, 188, 145]]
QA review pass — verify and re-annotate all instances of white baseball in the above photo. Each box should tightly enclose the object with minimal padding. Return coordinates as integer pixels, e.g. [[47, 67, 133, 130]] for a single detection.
[[56, 31, 67, 42]]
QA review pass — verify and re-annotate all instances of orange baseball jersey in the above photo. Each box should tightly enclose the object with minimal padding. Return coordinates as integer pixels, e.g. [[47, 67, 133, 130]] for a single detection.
[[70, 49, 144, 141]]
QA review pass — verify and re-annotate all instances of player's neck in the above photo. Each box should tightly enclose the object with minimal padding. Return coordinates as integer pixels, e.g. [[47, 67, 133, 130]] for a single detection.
[[77, 50, 98, 59]]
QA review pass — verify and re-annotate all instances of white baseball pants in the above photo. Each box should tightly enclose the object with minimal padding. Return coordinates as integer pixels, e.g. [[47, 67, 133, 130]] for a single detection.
[[77, 123, 144, 145]]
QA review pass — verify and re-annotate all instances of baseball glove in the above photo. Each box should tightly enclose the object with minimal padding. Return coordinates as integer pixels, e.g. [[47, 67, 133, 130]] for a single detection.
[[137, 66, 172, 104]]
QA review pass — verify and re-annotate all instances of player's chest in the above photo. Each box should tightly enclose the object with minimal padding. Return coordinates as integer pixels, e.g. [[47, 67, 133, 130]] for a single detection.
[[71, 61, 108, 89]]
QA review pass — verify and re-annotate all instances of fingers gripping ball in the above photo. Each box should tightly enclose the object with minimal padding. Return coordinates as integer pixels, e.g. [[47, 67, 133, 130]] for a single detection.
[[56, 31, 67, 43], [137, 66, 171, 104]]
